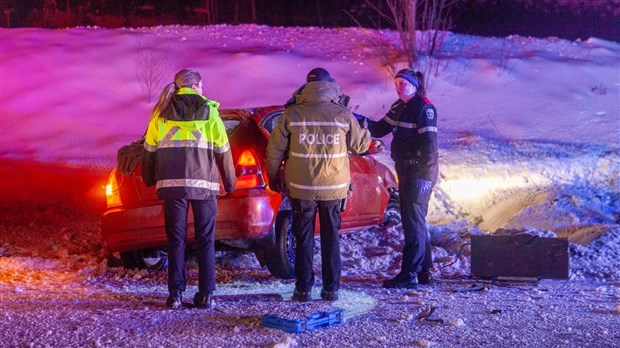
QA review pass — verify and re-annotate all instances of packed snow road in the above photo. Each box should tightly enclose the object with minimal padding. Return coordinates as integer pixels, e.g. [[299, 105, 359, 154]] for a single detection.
[[1, 197, 619, 347], [0, 255, 619, 347]]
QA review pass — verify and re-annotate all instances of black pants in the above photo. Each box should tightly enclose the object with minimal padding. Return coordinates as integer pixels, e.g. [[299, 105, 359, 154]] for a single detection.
[[395, 165, 433, 277], [291, 198, 342, 292], [164, 198, 217, 294]]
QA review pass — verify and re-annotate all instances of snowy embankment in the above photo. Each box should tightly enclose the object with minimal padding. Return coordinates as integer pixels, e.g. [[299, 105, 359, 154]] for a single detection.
[[364, 132, 620, 282]]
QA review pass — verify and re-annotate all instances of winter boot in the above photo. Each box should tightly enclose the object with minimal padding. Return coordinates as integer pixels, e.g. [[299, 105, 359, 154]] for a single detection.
[[417, 272, 433, 285], [320, 288, 339, 301], [291, 288, 312, 302], [166, 290, 183, 309], [193, 292, 213, 309], [382, 273, 418, 289]]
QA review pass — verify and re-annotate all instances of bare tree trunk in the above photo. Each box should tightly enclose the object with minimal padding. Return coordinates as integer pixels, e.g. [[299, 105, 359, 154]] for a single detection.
[[251, 0, 257, 22], [233, 0, 239, 23], [203, 0, 218, 24], [407, 0, 417, 67]]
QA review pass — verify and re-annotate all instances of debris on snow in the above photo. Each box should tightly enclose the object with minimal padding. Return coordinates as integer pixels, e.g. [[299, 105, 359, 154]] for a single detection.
[[450, 318, 466, 327], [271, 336, 297, 348], [414, 339, 437, 347]]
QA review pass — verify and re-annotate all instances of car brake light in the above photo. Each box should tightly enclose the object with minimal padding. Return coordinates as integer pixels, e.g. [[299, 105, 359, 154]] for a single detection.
[[105, 169, 123, 208], [235, 149, 265, 189]]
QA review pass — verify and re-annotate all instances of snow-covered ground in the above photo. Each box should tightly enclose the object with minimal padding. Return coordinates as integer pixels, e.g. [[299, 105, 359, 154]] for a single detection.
[[0, 24, 619, 346]]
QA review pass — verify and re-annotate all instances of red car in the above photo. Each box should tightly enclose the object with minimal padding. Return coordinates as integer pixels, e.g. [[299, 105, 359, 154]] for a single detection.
[[102, 106, 400, 279]]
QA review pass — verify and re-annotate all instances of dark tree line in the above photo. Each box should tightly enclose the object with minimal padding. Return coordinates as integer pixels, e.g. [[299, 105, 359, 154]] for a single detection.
[[2, 0, 618, 41], [1, 0, 369, 28]]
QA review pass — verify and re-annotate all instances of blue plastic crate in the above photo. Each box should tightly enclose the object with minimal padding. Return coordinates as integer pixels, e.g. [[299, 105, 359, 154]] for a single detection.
[[262, 308, 345, 333], [262, 314, 306, 333], [305, 309, 344, 331]]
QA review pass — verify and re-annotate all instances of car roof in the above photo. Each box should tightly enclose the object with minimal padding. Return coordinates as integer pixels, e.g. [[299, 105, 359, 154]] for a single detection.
[[220, 105, 283, 122], [220, 105, 284, 136]]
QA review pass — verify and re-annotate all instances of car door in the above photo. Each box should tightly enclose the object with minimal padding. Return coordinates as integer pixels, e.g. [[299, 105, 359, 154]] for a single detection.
[[340, 154, 389, 231]]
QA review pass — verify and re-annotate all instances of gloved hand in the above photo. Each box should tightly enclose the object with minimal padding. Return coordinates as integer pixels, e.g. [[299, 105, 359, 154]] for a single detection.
[[353, 112, 368, 129], [415, 178, 432, 196], [368, 139, 384, 153], [268, 176, 283, 193]]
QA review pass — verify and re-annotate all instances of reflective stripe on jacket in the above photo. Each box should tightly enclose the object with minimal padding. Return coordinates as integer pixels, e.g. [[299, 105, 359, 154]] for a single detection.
[[367, 95, 439, 184], [142, 88, 236, 200], [267, 81, 371, 200]]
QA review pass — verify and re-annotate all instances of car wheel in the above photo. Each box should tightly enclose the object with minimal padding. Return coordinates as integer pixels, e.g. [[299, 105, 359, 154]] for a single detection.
[[120, 249, 168, 271], [383, 197, 401, 225], [264, 210, 295, 279]]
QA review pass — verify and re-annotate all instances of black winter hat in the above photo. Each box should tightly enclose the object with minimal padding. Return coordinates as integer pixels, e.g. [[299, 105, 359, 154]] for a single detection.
[[395, 68, 420, 88], [307, 67, 335, 82]]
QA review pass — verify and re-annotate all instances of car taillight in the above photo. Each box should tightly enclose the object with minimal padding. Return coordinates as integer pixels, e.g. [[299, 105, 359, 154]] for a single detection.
[[105, 169, 123, 208], [235, 149, 265, 190]]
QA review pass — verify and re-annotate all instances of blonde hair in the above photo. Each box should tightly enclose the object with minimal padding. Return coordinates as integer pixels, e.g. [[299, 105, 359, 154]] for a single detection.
[[152, 69, 202, 120]]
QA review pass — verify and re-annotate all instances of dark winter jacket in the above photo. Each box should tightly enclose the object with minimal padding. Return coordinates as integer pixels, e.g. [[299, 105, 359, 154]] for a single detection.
[[141, 88, 236, 199], [367, 95, 439, 184], [266, 81, 371, 200]]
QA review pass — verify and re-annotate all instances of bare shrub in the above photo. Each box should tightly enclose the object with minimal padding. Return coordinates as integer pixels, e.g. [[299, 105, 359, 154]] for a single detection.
[[357, 0, 459, 85], [135, 39, 171, 103], [591, 84, 607, 96]]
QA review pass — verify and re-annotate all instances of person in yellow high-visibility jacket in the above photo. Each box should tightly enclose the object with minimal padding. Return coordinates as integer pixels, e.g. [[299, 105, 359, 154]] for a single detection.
[[142, 69, 236, 309]]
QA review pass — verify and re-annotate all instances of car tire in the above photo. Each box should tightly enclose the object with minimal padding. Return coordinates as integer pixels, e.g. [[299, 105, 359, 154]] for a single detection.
[[264, 210, 295, 279], [120, 249, 168, 271], [383, 197, 401, 226]]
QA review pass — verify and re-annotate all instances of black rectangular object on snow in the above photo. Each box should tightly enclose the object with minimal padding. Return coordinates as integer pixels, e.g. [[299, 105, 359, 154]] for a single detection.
[[470, 234, 569, 279]]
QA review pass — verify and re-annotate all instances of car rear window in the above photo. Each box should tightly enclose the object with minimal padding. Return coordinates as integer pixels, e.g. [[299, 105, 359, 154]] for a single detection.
[[259, 110, 284, 134], [222, 118, 241, 136]]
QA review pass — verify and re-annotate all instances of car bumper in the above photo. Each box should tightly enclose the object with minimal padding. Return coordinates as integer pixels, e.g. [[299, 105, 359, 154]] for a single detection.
[[101, 190, 281, 254]]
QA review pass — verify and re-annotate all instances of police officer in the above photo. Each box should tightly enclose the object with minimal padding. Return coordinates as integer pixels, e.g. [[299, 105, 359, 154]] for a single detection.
[[142, 69, 236, 309], [267, 68, 371, 301], [357, 68, 438, 288]]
